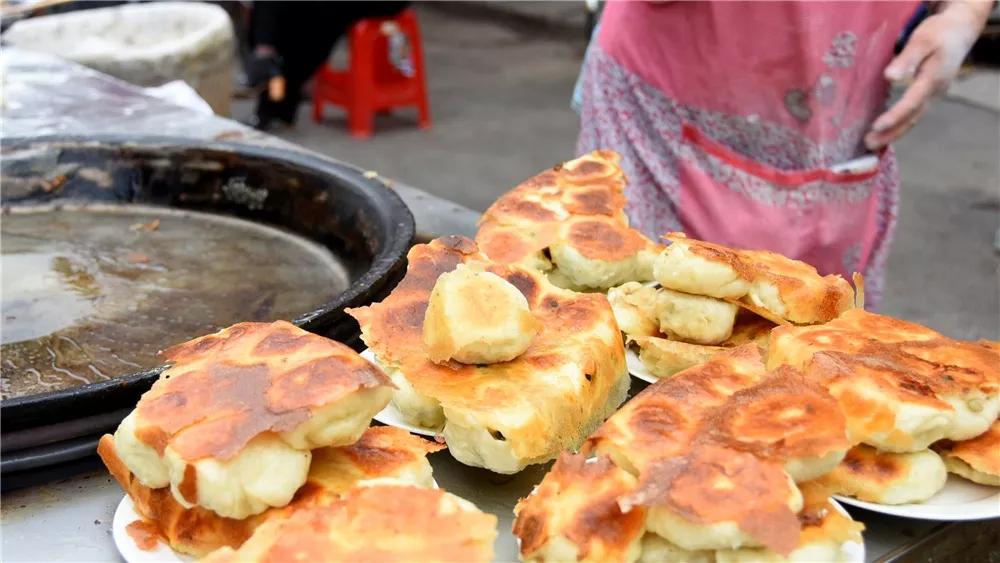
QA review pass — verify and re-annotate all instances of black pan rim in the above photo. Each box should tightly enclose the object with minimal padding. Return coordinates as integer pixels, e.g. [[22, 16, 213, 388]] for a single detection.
[[1, 134, 414, 421]]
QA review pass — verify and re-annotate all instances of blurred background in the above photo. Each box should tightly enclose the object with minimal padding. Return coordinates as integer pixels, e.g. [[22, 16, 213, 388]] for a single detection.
[[2, 0, 998, 339]]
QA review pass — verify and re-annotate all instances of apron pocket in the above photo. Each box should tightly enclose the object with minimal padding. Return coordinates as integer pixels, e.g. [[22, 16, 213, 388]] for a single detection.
[[676, 123, 883, 278]]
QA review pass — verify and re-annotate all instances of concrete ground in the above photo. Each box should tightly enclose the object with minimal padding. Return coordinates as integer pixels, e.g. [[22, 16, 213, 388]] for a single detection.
[[235, 4, 999, 340]]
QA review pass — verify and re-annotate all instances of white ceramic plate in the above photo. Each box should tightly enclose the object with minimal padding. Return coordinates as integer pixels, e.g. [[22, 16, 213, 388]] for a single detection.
[[829, 499, 866, 563], [360, 348, 441, 437], [625, 347, 659, 383], [835, 474, 1000, 521], [113, 496, 189, 563]]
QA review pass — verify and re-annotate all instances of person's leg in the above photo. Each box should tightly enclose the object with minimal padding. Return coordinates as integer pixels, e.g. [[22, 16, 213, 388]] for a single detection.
[[248, 1, 291, 128], [253, 2, 411, 127], [272, 27, 347, 124]]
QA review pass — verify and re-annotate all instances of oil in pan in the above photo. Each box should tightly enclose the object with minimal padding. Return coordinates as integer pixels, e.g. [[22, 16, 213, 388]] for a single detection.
[[1, 203, 350, 400]]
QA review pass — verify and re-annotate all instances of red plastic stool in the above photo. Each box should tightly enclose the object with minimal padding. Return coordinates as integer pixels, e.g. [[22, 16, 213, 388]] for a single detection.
[[312, 8, 431, 138]]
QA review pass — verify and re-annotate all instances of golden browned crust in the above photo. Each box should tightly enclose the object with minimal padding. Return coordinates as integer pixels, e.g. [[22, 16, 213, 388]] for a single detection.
[[768, 308, 988, 373], [664, 233, 854, 323], [202, 485, 497, 563], [625, 444, 802, 555], [303, 426, 445, 496], [99, 427, 443, 557], [565, 218, 650, 261], [513, 453, 646, 562], [707, 367, 849, 463], [133, 321, 392, 461], [935, 420, 1000, 478], [476, 151, 660, 267], [585, 346, 767, 472], [817, 445, 911, 492], [346, 237, 627, 465]]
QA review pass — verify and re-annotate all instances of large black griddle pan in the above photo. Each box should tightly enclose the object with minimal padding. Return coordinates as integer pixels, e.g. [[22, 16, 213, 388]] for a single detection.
[[1, 137, 415, 488]]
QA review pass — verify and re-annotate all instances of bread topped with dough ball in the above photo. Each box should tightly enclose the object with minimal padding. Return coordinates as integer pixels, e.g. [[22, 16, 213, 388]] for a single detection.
[[654, 233, 857, 325], [110, 321, 394, 520], [348, 236, 630, 473], [476, 151, 662, 291], [99, 426, 444, 557], [423, 263, 539, 364]]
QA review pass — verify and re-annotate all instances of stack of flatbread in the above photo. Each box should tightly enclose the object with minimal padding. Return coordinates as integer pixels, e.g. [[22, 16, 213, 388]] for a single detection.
[[610, 233, 859, 378], [514, 346, 864, 563], [98, 321, 496, 560], [769, 309, 1000, 504], [476, 151, 662, 291], [348, 236, 631, 474]]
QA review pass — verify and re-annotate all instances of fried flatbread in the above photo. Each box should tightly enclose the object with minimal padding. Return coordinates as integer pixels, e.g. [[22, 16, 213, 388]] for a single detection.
[[514, 453, 646, 563], [654, 233, 856, 324], [631, 312, 775, 379], [769, 309, 1000, 452], [594, 347, 847, 554], [347, 236, 630, 473], [586, 346, 767, 475], [476, 151, 661, 290], [99, 426, 444, 557], [706, 367, 850, 482], [514, 346, 855, 558], [815, 444, 947, 504], [200, 484, 497, 563], [607, 280, 776, 379], [112, 321, 394, 519], [934, 420, 1000, 486], [626, 443, 804, 554]]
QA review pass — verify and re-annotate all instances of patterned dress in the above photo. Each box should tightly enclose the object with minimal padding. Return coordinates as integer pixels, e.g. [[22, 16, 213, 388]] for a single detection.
[[577, 1, 919, 307]]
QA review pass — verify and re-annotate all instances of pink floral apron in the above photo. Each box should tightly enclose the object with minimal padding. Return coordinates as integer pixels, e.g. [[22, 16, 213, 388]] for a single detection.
[[577, 0, 918, 307]]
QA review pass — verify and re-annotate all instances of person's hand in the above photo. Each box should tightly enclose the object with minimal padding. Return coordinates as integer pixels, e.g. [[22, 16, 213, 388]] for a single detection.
[[865, 2, 991, 150]]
